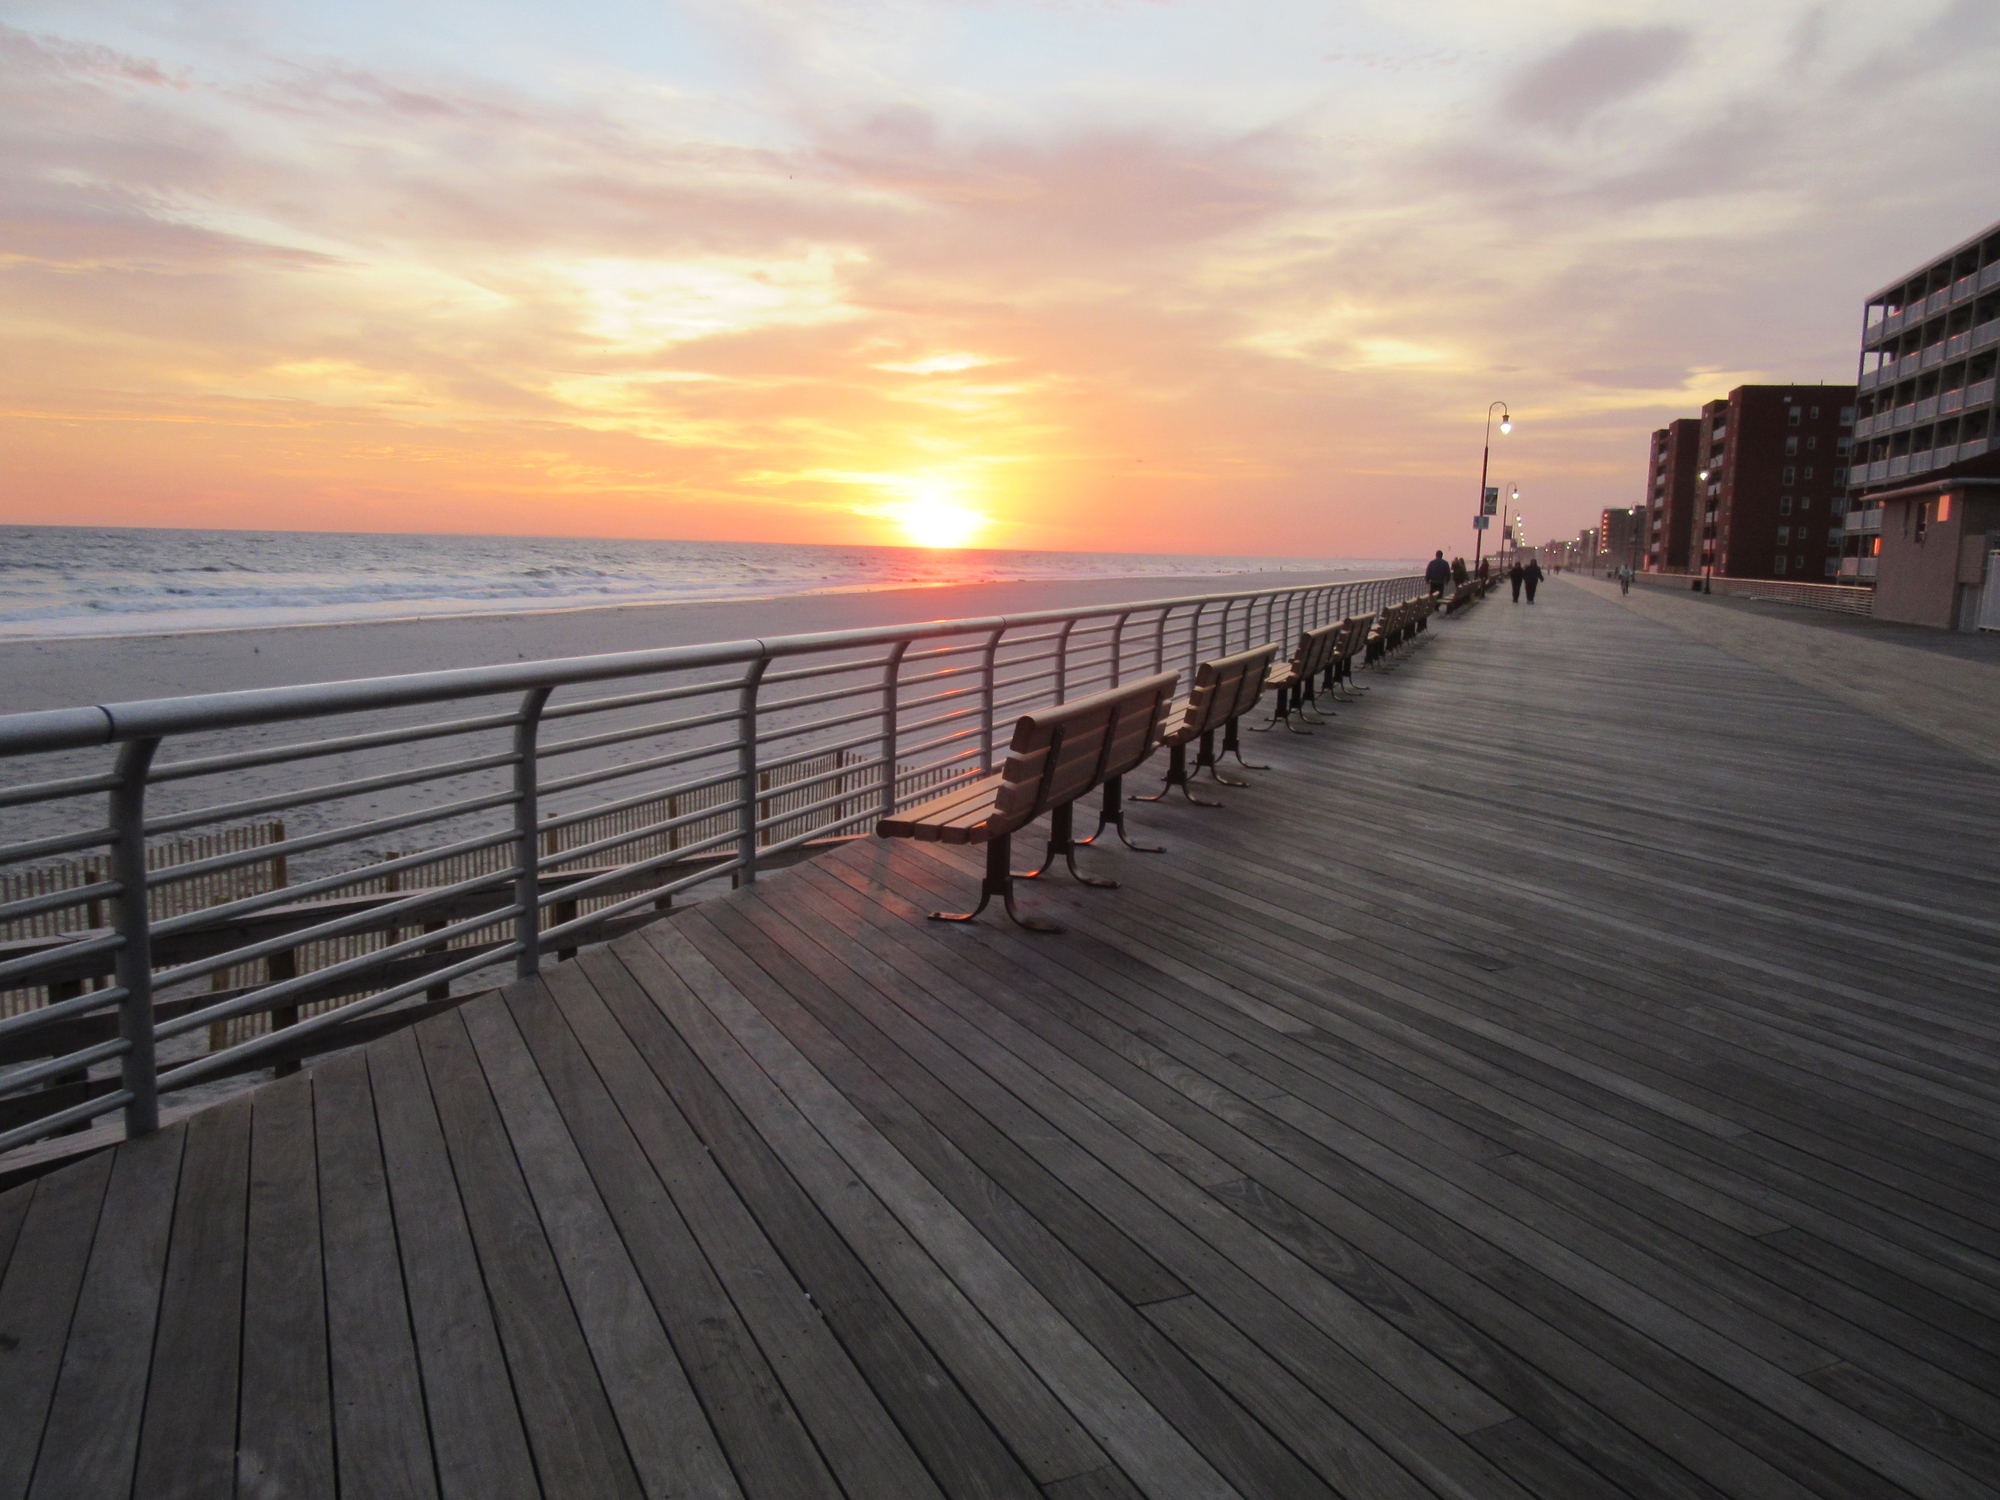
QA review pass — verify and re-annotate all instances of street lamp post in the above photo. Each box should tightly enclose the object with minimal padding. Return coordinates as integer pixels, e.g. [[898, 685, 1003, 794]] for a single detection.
[[1697, 468, 1714, 593], [1474, 402, 1511, 571]]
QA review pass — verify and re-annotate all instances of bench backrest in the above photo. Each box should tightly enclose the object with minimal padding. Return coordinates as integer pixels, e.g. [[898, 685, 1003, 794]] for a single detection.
[[989, 671, 1179, 831], [1178, 642, 1278, 740]]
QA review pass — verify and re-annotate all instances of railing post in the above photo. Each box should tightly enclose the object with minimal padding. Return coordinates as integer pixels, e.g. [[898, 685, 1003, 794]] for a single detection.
[[879, 640, 908, 822], [737, 658, 769, 883], [513, 686, 552, 978], [1107, 613, 1127, 689], [1153, 608, 1169, 676], [1055, 620, 1074, 701], [109, 737, 160, 1137], [979, 627, 1002, 773], [1186, 603, 1205, 678]]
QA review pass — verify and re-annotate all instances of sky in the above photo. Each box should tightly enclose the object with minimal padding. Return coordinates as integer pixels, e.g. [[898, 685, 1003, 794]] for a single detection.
[[4, 1, 1999, 557]]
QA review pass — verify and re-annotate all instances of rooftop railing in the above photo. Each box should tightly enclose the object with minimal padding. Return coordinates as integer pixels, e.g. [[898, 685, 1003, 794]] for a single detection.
[[0, 571, 1422, 1152]]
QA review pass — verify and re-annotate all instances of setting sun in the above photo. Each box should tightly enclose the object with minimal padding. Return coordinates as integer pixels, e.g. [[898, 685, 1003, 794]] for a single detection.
[[884, 480, 989, 548]]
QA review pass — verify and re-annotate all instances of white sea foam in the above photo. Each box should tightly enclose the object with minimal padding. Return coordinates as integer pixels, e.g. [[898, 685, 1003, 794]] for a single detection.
[[0, 527, 1412, 639]]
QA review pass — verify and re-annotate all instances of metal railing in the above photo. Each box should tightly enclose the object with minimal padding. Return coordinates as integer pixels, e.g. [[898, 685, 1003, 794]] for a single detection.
[[1633, 571, 1874, 616], [0, 571, 1423, 1151]]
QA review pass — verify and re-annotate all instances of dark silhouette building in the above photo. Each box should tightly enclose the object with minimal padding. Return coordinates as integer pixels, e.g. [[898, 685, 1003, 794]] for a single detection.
[[1645, 385, 1855, 579], [1643, 419, 1700, 571]]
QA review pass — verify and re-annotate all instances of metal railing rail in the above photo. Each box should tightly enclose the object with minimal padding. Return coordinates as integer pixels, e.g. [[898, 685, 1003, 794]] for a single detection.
[[0, 571, 1423, 1151], [1632, 571, 1875, 617]]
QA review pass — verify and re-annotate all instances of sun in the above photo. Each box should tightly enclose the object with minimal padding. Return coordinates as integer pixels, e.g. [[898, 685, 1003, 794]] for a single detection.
[[888, 482, 988, 549]]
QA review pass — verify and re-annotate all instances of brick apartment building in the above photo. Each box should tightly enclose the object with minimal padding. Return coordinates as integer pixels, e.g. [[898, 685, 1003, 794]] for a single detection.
[[1642, 419, 1700, 571], [1643, 385, 1856, 579], [1597, 506, 1646, 571]]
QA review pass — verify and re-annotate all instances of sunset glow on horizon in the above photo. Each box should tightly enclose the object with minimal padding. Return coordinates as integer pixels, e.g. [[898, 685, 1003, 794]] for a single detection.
[[4, 2, 1997, 555]]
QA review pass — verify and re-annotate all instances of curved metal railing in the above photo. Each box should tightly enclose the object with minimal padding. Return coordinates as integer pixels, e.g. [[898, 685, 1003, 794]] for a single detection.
[[0, 571, 1422, 1151]]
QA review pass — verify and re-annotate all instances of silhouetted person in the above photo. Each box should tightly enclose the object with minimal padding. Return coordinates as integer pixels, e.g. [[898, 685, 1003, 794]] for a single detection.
[[1523, 557, 1544, 603], [1451, 556, 1468, 588], [1477, 557, 1490, 585], [1508, 560, 1524, 602], [1425, 550, 1450, 596]]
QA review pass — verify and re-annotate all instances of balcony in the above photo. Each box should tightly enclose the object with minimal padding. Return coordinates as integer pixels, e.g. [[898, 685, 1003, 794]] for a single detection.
[[1970, 378, 1996, 406], [1893, 403, 1915, 428], [1942, 389, 1965, 414], [1954, 274, 1977, 303], [1985, 263, 2000, 291], [1975, 319, 2000, 351], [1857, 366, 1883, 392], [1948, 330, 1971, 358], [1928, 289, 1949, 315], [1911, 448, 1934, 473], [1900, 353, 1922, 377], [1853, 414, 1874, 437], [1921, 342, 1946, 369], [1888, 455, 1911, 478], [1916, 396, 1938, 420], [1964, 438, 1990, 460], [1883, 309, 1907, 336], [1869, 459, 1890, 481]]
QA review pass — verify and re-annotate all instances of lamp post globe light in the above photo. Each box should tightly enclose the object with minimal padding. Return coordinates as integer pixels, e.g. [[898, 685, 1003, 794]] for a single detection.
[[1474, 402, 1511, 571], [1697, 468, 1714, 592]]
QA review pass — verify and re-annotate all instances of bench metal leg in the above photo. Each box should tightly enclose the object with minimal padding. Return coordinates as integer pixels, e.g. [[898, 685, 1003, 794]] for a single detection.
[[1017, 802, 1119, 887], [927, 835, 1064, 932], [1196, 728, 1249, 788], [1134, 742, 1223, 807], [1221, 716, 1268, 773], [1077, 775, 1164, 853]]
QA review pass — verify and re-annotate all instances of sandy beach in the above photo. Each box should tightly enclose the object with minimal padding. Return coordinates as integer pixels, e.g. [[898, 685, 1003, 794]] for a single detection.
[[0, 568, 1371, 713]]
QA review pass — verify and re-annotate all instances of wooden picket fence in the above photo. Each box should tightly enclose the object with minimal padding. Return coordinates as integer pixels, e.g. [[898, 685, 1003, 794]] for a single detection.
[[3, 749, 958, 1050]]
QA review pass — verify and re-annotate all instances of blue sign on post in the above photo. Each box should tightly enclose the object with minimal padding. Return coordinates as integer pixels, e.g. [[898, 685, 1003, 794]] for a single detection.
[[1473, 515, 1490, 530]]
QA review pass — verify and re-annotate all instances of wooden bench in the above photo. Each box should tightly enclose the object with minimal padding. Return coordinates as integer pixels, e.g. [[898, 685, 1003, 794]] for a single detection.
[[1133, 642, 1279, 806], [1258, 621, 1350, 732], [876, 671, 1179, 931]]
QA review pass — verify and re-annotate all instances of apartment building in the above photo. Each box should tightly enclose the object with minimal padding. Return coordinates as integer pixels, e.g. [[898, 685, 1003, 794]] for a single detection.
[[1597, 506, 1646, 570], [1841, 216, 2000, 590], [1644, 385, 1855, 579], [1643, 419, 1700, 571]]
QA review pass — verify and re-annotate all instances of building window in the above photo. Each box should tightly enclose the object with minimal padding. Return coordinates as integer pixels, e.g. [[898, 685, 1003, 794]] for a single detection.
[[1788, 407, 1802, 426], [1795, 555, 1806, 572], [1785, 437, 1799, 456], [1825, 558, 1840, 577], [1806, 436, 1817, 451], [1840, 406, 1856, 424], [1799, 496, 1811, 510], [1810, 406, 1821, 419], [1782, 466, 1796, 484], [1774, 555, 1788, 574], [1779, 496, 1793, 514], [1802, 467, 1813, 480]]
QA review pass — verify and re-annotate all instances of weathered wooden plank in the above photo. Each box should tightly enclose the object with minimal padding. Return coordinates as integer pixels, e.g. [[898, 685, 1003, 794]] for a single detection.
[[0, 1152, 111, 1498], [614, 926, 1116, 1488], [508, 964, 944, 1500], [314, 1048, 440, 1500], [573, 943, 1046, 1500], [411, 1007, 643, 1500], [0, 1180, 33, 1290], [26, 1124, 184, 1500], [237, 1070, 334, 1500], [368, 1023, 541, 1500], [133, 1095, 252, 1500]]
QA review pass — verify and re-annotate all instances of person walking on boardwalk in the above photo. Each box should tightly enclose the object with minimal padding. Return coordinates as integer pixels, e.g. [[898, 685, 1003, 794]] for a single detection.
[[1477, 557, 1490, 586], [1523, 556, 1544, 603], [1451, 556, 1469, 588], [1618, 562, 1633, 595], [1425, 550, 1451, 597], [1508, 559, 1525, 602]]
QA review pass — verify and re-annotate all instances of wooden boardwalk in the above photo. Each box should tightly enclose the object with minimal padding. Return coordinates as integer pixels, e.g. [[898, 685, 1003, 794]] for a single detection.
[[4, 581, 1999, 1500]]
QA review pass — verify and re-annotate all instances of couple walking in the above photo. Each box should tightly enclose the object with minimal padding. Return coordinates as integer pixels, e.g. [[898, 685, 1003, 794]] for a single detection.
[[1508, 558, 1543, 603]]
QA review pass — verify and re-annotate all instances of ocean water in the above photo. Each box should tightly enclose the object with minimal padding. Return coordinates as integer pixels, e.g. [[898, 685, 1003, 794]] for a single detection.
[[0, 527, 1409, 639]]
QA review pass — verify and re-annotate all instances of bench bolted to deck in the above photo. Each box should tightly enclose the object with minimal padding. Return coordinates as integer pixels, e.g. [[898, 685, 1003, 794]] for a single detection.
[[875, 671, 1178, 932], [1136, 641, 1279, 806]]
